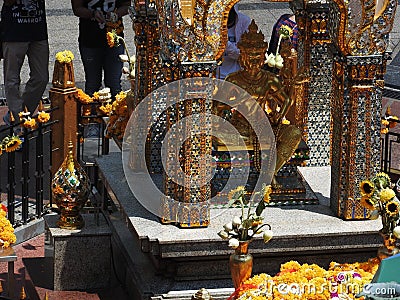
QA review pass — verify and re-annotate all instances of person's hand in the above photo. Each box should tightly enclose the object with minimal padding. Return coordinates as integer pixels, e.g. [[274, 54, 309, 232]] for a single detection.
[[225, 41, 240, 59], [106, 11, 118, 23], [94, 10, 106, 23], [4, 0, 17, 6]]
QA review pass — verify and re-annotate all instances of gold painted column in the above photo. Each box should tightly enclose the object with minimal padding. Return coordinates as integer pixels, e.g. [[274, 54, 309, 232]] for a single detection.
[[50, 61, 78, 175]]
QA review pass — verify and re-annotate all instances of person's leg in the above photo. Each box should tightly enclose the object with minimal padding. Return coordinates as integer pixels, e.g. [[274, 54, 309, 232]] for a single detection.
[[3, 42, 29, 122], [22, 40, 49, 114], [79, 46, 104, 96], [103, 44, 124, 98]]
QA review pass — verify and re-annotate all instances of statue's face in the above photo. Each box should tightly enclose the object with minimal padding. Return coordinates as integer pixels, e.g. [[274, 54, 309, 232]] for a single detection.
[[240, 49, 265, 73]]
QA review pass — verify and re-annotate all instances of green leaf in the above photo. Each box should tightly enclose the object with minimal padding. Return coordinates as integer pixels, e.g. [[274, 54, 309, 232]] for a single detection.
[[256, 201, 265, 216]]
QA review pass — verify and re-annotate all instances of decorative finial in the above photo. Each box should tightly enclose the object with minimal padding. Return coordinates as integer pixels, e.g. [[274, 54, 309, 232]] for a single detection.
[[38, 100, 44, 112], [20, 286, 27, 299], [43, 291, 49, 300], [9, 111, 15, 123], [237, 20, 268, 52], [191, 288, 213, 300]]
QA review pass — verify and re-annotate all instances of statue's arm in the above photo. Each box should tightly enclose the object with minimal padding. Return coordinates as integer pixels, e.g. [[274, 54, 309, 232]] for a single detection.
[[267, 78, 293, 125]]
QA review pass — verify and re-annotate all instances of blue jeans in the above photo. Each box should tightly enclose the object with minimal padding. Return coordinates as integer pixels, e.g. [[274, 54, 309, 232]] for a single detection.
[[79, 45, 124, 98]]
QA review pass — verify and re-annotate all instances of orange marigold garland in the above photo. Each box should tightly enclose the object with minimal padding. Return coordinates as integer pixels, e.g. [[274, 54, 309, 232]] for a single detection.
[[37, 111, 50, 123], [237, 260, 379, 300], [0, 205, 16, 248], [76, 88, 94, 104], [19, 110, 37, 130], [105, 91, 128, 140]]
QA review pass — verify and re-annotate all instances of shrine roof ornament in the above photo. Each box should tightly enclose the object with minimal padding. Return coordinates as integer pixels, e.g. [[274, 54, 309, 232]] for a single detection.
[[333, 0, 397, 55], [156, 0, 239, 62]]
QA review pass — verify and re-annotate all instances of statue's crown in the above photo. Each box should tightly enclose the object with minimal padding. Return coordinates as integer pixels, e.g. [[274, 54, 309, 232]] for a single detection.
[[238, 20, 268, 51]]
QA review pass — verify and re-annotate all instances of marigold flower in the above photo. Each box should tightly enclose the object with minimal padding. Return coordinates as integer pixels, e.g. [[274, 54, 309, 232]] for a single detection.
[[55, 50, 74, 63], [76, 88, 93, 104], [99, 103, 113, 115], [388, 115, 398, 128], [37, 111, 50, 123], [1, 204, 7, 212], [381, 127, 389, 134], [23, 118, 37, 129], [381, 119, 390, 126], [0, 206, 16, 248], [379, 188, 395, 202]]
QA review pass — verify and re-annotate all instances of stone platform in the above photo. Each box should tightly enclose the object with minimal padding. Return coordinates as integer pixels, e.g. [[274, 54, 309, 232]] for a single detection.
[[96, 152, 383, 300], [44, 213, 112, 291]]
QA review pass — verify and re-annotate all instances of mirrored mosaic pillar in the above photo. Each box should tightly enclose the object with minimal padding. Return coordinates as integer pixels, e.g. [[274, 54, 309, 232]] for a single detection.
[[328, 0, 396, 219], [292, 0, 333, 166], [161, 62, 216, 227], [330, 55, 384, 219]]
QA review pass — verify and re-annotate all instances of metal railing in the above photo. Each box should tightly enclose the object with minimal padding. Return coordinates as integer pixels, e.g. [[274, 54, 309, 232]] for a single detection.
[[0, 108, 57, 227]]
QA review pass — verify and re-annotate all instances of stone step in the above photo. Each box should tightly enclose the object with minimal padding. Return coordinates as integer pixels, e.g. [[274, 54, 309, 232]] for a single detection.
[[96, 152, 383, 300]]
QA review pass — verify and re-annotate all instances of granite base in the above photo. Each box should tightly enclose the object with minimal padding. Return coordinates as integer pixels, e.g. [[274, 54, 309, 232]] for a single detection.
[[44, 213, 111, 291], [96, 153, 383, 300]]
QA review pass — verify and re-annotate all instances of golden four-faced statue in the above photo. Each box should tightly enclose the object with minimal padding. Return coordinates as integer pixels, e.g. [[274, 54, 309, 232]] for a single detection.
[[215, 20, 302, 188]]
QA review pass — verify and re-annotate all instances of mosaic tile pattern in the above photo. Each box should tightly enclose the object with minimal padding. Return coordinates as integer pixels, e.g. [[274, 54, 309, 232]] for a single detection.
[[330, 55, 383, 219], [305, 43, 332, 166]]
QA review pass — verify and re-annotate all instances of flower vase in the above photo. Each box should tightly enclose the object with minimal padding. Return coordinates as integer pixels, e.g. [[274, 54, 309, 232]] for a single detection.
[[52, 60, 75, 89], [229, 241, 253, 289], [377, 231, 399, 260], [51, 141, 90, 230]]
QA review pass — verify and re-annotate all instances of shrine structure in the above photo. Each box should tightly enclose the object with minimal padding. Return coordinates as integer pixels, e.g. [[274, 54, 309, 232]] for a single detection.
[[97, 0, 398, 298]]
